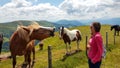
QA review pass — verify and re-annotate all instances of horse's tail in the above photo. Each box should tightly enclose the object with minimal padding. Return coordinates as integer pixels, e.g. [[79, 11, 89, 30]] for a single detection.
[[77, 31, 82, 41]]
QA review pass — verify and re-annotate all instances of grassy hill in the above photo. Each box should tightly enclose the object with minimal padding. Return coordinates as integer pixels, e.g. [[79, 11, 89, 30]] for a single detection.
[[0, 20, 54, 33], [0, 25, 120, 68]]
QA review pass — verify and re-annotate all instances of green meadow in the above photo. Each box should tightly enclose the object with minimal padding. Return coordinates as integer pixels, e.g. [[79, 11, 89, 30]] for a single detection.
[[0, 25, 120, 68]]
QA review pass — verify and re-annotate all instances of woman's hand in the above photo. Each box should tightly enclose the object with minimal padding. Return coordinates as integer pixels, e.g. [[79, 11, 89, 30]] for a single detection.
[[87, 44, 90, 50]]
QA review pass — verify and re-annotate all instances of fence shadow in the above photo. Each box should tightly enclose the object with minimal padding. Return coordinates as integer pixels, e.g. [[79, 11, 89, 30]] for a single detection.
[[61, 50, 82, 61]]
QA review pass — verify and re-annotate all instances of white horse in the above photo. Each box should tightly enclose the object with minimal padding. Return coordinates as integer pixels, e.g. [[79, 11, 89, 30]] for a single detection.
[[59, 26, 82, 55]]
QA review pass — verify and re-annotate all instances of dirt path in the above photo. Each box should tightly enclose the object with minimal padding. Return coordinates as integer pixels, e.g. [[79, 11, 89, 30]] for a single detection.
[[0, 52, 11, 60]]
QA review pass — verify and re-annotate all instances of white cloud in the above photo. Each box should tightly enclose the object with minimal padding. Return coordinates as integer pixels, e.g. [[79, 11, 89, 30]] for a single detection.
[[0, 0, 120, 23], [59, 0, 120, 19], [0, 0, 68, 22], [2, 0, 31, 8]]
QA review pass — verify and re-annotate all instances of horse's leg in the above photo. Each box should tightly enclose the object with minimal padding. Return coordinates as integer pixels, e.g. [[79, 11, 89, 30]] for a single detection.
[[65, 43, 69, 55], [0, 42, 2, 54], [0, 41, 3, 54], [69, 44, 71, 53], [28, 52, 31, 68], [68, 42, 71, 53], [76, 40, 80, 52], [117, 31, 119, 36], [31, 47, 35, 68], [32, 47, 35, 63], [22, 53, 28, 68], [23, 53, 28, 65], [118, 31, 119, 36], [12, 56, 16, 68], [115, 30, 116, 36]]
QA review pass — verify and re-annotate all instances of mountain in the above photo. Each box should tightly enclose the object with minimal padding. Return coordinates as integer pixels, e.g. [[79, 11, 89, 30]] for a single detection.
[[80, 18, 120, 25], [53, 20, 85, 27]]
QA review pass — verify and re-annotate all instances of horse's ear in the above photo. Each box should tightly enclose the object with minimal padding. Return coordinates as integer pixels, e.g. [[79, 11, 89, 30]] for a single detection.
[[62, 26, 64, 29], [53, 27, 55, 32], [22, 27, 30, 32]]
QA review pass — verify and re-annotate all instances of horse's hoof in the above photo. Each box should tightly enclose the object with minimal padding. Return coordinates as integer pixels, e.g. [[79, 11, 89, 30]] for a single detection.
[[32, 60, 36, 63], [76, 49, 82, 52], [65, 53, 70, 56], [23, 62, 28, 65], [22, 63, 28, 68]]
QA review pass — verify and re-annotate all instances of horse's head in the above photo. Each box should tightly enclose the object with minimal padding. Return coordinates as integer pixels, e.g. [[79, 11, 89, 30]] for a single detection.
[[30, 26, 55, 40], [111, 25, 119, 31], [59, 26, 64, 39], [15, 23, 55, 41], [111, 26, 113, 31]]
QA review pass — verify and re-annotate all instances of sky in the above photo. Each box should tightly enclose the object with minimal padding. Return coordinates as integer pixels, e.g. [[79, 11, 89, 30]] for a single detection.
[[0, 0, 120, 23]]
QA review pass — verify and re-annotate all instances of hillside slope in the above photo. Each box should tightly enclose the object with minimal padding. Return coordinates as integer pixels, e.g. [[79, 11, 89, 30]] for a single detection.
[[0, 25, 120, 68]]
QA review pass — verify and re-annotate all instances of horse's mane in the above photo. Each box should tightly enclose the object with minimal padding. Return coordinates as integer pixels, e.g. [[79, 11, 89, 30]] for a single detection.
[[28, 21, 41, 29], [16, 25, 30, 42], [63, 27, 70, 33], [16, 22, 40, 42]]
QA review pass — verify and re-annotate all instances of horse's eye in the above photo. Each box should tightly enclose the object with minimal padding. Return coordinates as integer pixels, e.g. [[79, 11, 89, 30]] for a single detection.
[[34, 29, 39, 32]]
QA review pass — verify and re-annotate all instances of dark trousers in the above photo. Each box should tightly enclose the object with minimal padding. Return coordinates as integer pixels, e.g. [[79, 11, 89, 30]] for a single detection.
[[88, 59, 102, 68]]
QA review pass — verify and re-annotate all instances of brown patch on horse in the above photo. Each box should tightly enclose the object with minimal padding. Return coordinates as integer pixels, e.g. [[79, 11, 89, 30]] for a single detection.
[[71, 31, 82, 41], [76, 31, 82, 40], [72, 38, 77, 41], [62, 33, 71, 44]]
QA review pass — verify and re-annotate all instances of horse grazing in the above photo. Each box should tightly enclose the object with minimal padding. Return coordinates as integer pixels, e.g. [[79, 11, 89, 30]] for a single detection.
[[10, 22, 55, 68], [111, 25, 120, 36], [59, 26, 82, 55], [0, 34, 3, 54]]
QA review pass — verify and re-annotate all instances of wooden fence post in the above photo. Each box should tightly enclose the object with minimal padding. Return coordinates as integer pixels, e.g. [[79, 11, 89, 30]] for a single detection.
[[48, 45, 52, 68], [86, 36, 88, 58], [106, 32, 108, 48]]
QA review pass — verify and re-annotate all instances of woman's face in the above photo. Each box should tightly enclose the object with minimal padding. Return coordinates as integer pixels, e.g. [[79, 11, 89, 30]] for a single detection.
[[90, 24, 95, 35]]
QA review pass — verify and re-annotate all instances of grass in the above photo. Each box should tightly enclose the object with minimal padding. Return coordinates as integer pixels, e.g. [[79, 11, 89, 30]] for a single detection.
[[0, 25, 120, 68]]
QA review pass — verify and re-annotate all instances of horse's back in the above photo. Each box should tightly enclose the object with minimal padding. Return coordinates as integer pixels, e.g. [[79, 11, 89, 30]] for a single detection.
[[10, 32, 28, 56], [67, 29, 81, 41]]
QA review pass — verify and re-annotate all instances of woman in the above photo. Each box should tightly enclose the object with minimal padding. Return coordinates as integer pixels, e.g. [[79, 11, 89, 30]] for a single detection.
[[87, 22, 103, 68]]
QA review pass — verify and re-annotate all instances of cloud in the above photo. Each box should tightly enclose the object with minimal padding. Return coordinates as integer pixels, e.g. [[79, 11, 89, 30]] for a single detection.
[[0, 0, 120, 23], [0, 0, 68, 22], [59, 0, 120, 19], [2, 0, 32, 8]]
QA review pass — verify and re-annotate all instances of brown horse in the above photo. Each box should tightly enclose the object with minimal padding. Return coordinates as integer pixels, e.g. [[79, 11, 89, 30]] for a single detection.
[[0, 34, 3, 54], [59, 26, 82, 55], [10, 22, 55, 68]]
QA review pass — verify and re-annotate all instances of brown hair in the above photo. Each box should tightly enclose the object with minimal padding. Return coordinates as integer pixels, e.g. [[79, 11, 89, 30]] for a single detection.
[[92, 22, 101, 32]]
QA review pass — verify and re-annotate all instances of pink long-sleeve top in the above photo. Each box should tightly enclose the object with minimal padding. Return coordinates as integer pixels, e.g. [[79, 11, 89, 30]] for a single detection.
[[88, 32, 103, 64]]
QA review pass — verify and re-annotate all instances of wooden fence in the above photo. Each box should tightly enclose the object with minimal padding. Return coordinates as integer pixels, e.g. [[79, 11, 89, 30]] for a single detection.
[[47, 32, 118, 68]]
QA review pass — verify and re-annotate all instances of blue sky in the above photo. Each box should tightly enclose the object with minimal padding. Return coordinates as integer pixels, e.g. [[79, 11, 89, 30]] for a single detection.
[[0, 0, 11, 6], [31, 0, 64, 6], [0, 0, 120, 23], [0, 0, 64, 6]]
